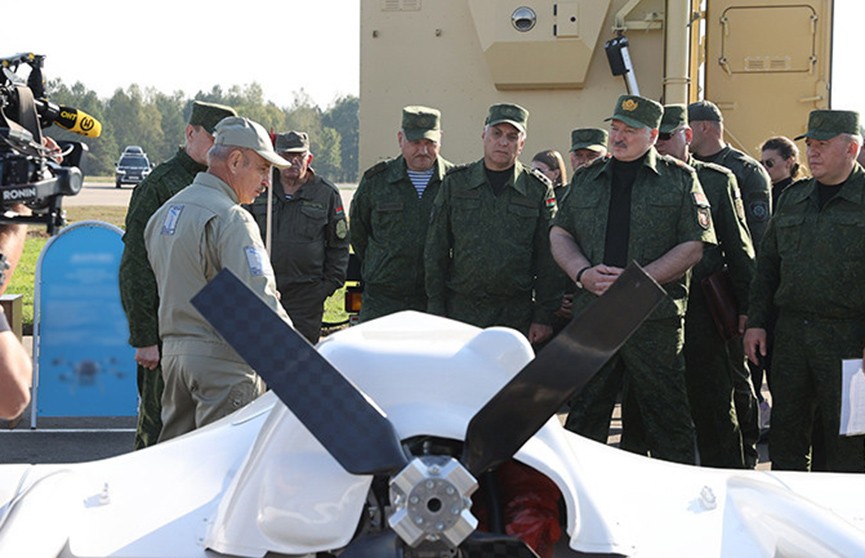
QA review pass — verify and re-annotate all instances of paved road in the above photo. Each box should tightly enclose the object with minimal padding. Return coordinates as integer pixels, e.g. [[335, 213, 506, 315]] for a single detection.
[[66, 181, 358, 211]]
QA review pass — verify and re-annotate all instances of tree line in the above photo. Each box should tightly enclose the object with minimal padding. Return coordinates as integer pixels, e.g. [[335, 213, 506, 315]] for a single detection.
[[44, 80, 360, 182]]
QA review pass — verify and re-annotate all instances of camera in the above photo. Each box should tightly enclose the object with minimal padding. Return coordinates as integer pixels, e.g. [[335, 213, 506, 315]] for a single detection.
[[0, 53, 100, 234]]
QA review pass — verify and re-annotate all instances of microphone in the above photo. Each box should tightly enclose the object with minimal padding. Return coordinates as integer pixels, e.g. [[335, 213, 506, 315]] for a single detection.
[[52, 105, 102, 138]]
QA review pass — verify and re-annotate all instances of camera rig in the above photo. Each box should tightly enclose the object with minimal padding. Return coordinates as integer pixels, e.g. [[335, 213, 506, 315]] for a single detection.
[[0, 53, 100, 234]]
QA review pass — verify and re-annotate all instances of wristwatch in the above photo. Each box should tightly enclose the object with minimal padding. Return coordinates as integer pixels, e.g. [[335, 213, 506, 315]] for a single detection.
[[575, 265, 591, 289]]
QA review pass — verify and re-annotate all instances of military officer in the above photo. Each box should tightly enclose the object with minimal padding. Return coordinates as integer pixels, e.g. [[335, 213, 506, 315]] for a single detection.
[[350, 106, 454, 321], [425, 103, 561, 344], [119, 100, 236, 449], [246, 131, 349, 344], [655, 104, 756, 468], [744, 109, 865, 472], [568, 127, 609, 172], [550, 94, 716, 464], [689, 99, 770, 467], [145, 117, 292, 442]]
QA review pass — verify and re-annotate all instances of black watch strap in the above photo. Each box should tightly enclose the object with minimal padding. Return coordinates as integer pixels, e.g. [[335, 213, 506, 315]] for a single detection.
[[575, 265, 591, 288]]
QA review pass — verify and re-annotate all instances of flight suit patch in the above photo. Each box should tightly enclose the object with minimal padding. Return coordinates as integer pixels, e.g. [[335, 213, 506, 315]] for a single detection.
[[244, 245, 268, 277], [160, 205, 184, 235]]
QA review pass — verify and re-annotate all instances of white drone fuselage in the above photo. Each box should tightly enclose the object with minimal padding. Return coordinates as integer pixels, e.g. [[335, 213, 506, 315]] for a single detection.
[[2, 311, 865, 557]]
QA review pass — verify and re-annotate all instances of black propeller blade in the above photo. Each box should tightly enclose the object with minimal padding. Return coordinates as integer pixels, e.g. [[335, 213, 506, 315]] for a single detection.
[[191, 269, 409, 476], [462, 262, 665, 475]]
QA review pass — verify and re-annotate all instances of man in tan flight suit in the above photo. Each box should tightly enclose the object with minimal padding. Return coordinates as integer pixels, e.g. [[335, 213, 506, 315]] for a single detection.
[[145, 116, 292, 442]]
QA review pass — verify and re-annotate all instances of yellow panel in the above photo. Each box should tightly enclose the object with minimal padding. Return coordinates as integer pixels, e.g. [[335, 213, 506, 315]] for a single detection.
[[720, 6, 816, 73], [556, 0, 581, 38]]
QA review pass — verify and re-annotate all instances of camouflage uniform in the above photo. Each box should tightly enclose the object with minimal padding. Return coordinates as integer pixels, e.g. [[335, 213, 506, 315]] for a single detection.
[[247, 168, 349, 343], [692, 110, 770, 467], [350, 155, 453, 321], [749, 119, 865, 472], [555, 146, 716, 465], [684, 157, 755, 467], [424, 159, 561, 335], [119, 147, 205, 449]]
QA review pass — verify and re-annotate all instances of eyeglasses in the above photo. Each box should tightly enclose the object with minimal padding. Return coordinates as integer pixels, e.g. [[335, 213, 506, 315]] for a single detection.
[[657, 129, 680, 141], [761, 159, 775, 169]]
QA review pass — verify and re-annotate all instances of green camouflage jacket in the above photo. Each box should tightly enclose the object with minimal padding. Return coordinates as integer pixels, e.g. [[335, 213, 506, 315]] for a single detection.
[[119, 147, 204, 347]]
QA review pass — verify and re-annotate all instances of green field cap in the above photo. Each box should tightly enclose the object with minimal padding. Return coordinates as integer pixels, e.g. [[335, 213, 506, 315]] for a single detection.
[[660, 104, 688, 133], [214, 117, 291, 168], [794, 110, 861, 141], [570, 128, 608, 152], [605, 95, 663, 129], [275, 131, 310, 153], [189, 101, 237, 134], [486, 103, 529, 134], [687, 100, 723, 123], [402, 106, 442, 141]]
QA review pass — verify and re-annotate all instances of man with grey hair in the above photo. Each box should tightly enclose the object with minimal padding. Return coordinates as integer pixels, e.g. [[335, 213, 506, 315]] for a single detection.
[[350, 106, 454, 321], [145, 116, 292, 442], [745, 109, 865, 472], [425, 103, 560, 345]]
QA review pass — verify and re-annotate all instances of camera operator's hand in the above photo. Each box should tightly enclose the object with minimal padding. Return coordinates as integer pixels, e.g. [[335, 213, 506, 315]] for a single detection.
[[42, 136, 64, 163], [135, 345, 161, 370]]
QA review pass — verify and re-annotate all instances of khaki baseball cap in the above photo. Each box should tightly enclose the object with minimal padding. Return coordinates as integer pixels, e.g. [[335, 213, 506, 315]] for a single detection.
[[485, 103, 529, 134], [660, 104, 688, 134], [794, 110, 861, 141], [213, 117, 291, 168], [605, 95, 663, 130], [402, 106, 442, 142], [570, 128, 608, 152]]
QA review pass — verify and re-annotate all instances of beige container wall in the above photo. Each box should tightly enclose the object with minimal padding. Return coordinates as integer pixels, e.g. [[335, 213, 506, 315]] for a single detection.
[[703, 0, 833, 157], [360, 0, 668, 170]]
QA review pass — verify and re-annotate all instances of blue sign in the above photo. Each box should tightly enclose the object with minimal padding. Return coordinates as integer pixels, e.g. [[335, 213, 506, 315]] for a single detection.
[[32, 221, 137, 421]]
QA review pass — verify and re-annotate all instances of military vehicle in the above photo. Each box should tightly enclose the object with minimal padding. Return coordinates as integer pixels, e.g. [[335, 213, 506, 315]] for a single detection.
[[359, 0, 833, 167]]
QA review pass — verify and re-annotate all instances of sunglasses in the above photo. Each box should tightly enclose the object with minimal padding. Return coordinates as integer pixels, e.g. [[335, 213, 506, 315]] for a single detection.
[[761, 159, 775, 168], [657, 129, 680, 141]]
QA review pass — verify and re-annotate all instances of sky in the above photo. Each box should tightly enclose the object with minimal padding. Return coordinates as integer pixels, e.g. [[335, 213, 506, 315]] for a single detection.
[[2, 1, 862, 113], [3, 0, 360, 110]]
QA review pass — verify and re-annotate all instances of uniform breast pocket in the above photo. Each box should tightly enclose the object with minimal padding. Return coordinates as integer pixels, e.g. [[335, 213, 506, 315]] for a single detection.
[[831, 213, 865, 273], [298, 204, 328, 240], [506, 202, 540, 247], [373, 201, 405, 232], [774, 214, 805, 256]]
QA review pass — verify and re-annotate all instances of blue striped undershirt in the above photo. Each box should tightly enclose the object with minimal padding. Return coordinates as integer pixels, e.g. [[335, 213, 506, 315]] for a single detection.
[[407, 168, 435, 198]]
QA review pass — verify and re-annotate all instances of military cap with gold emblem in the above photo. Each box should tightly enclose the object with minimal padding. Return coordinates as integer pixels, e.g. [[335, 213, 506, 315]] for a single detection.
[[485, 103, 529, 134], [402, 106, 442, 142], [794, 109, 861, 141], [605, 94, 663, 130], [569, 127, 608, 152]]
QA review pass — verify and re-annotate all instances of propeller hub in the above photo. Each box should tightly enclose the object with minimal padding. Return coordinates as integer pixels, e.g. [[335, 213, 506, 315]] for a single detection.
[[388, 456, 478, 548]]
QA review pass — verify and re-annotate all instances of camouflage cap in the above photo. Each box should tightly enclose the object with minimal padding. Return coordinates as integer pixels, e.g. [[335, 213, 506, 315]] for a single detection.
[[188, 100, 237, 134], [794, 110, 861, 141], [213, 116, 291, 168], [275, 131, 310, 153], [604, 95, 663, 129], [687, 100, 723, 123], [660, 104, 688, 133], [570, 128, 608, 152], [402, 106, 442, 142], [485, 103, 529, 134]]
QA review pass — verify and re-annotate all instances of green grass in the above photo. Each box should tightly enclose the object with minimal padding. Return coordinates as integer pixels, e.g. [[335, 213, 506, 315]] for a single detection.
[[7, 205, 351, 333]]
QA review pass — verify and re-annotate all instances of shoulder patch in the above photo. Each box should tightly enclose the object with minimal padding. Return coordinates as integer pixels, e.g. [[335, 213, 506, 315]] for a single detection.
[[160, 204, 184, 235], [362, 160, 389, 179], [243, 245, 269, 277]]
